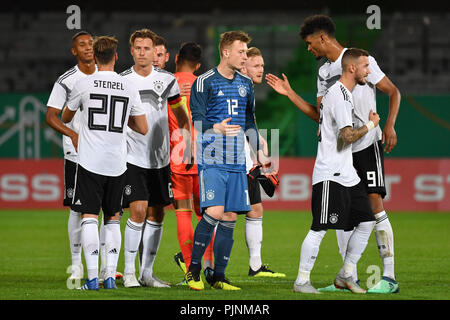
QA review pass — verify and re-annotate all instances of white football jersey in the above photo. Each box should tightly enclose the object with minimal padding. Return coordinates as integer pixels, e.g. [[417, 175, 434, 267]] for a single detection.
[[120, 66, 181, 169], [46, 65, 97, 162], [312, 81, 361, 187], [317, 48, 385, 152], [66, 71, 146, 176]]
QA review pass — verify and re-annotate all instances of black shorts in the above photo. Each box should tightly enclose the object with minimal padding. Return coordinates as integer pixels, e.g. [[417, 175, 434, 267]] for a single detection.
[[71, 164, 126, 217], [122, 163, 174, 208], [353, 140, 386, 198], [63, 159, 77, 207], [247, 174, 262, 205], [311, 180, 375, 231]]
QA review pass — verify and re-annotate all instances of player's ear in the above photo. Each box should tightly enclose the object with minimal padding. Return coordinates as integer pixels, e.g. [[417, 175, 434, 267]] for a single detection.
[[165, 52, 170, 63], [195, 63, 201, 71], [115, 52, 118, 62], [175, 54, 179, 64], [71, 47, 77, 57]]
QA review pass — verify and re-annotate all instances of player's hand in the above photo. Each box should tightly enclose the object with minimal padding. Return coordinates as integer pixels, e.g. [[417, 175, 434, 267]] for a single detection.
[[213, 117, 241, 136], [70, 132, 79, 152], [179, 82, 192, 97], [382, 125, 397, 154], [265, 73, 291, 96], [369, 109, 380, 127]]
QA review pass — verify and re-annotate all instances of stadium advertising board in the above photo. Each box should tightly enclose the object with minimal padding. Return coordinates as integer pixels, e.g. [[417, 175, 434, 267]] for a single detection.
[[0, 158, 448, 211]]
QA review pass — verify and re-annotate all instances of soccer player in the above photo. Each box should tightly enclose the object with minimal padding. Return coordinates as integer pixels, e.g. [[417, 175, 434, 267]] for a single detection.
[[185, 30, 264, 291], [266, 14, 400, 294], [240, 47, 285, 278], [61, 35, 148, 290], [46, 31, 96, 281], [169, 42, 215, 281], [153, 35, 170, 69], [120, 29, 192, 288], [293, 48, 378, 294]]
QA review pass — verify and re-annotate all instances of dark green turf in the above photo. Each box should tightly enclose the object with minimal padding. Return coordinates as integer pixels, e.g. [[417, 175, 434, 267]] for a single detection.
[[0, 210, 449, 301]]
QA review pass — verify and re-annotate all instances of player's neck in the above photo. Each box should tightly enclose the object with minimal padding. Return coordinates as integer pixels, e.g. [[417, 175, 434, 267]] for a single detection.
[[133, 64, 153, 77], [326, 40, 344, 62], [176, 64, 195, 73], [78, 60, 96, 75], [217, 62, 236, 80], [97, 62, 115, 72], [339, 74, 356, 92]]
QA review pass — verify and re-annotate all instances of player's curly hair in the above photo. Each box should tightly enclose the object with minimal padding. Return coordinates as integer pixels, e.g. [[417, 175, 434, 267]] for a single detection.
[[219, 31, 251, 57], [299, 15, 336, 39]]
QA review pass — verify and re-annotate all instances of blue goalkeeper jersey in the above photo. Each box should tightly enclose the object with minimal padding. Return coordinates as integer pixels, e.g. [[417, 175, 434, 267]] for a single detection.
[[190, 67, 259, 172]]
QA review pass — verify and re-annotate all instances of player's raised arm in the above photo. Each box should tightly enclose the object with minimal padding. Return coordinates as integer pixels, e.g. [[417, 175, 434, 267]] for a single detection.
[[265, 73, 320, 123]]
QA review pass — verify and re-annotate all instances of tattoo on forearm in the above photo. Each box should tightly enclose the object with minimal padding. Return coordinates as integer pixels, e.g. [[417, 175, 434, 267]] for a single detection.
[[340, 126, 368, 144]]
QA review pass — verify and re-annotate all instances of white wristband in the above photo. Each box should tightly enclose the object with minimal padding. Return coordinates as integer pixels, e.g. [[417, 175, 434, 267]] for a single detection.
[[365, 120, 375, 131]]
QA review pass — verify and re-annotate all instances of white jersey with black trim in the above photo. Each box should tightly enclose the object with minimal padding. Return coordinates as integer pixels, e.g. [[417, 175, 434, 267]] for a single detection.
[[317, 48, 385, 152], [66, 71, 146, 176], [121, 66, 181, 169], [46, 65, 97, 162], [312, 81, 361, 187]]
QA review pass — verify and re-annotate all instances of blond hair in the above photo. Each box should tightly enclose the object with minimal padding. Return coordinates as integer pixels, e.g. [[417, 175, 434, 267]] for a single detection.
[[247, 47, 262, 58], [219, 31, 251, 57], [129, 28, 157, 47]]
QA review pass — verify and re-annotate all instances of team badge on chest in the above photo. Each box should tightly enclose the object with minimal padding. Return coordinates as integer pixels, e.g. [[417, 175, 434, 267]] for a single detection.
[[238, 85, 247, 97]]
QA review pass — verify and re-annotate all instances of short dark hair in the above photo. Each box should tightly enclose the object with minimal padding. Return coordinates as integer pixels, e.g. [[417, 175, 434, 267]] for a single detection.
[[93, 36, 118, 65], [299, 15, 336, 39], [72, 31, 91, 46], [154, 35, 167, 49], [177, 42, 202, 67], [342, 47, 369, 70]]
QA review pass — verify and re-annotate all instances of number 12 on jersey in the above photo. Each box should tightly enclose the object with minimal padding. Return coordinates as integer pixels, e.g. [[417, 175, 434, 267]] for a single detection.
[[227, 99, 238, 115]]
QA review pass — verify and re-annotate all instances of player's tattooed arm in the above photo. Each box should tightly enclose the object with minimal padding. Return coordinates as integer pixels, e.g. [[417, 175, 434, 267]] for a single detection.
[[340, 125, 369, 144], [340, 109, 380, 144]]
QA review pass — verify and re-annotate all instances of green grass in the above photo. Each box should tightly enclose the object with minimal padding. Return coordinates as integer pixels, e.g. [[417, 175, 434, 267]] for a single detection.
[[0, 209, 449, 301]]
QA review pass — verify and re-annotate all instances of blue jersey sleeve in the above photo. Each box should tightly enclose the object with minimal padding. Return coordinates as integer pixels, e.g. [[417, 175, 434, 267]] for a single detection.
[[190, 77, 215, 133]]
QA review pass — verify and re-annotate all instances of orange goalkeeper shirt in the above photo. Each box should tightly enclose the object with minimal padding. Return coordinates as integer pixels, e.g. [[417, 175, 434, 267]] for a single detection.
[[168, 71, 198, 175]]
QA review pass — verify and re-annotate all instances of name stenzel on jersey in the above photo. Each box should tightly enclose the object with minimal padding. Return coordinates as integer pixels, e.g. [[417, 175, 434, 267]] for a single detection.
[[67, 71, 145, 177]]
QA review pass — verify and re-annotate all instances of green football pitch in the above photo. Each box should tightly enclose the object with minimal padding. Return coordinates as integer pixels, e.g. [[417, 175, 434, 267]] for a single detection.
[[0, 209, 449, 303]]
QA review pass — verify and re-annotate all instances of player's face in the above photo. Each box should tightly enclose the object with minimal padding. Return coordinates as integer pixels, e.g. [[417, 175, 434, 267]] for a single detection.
[[225, 40, 248, 71], [304, 33, 326, 59], [153, 45, 169, 69], [72, 34, 94, 63], [131, 37, 154, 68], [355, 56, 371, 85], [244, 55, 264, 84]]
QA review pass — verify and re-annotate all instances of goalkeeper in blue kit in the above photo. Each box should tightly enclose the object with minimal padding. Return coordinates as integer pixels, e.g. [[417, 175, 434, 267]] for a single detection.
[[185, 30, 266, 290]]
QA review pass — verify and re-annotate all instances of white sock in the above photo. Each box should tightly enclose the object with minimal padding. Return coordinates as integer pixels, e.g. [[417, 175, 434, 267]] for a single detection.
[[104, 220, 121, 280], [245, 216, 263, 271], [68, 210, 82, 267], [81, 217, 99, 280], [374, 211, 395, 279], [336, 229, 358, 280], [340, 221, 375, 278], [140, 220, 163, 279], [99, 214, 106, 274], [296, 229, 326, 285], [124, 219, 144, 275]]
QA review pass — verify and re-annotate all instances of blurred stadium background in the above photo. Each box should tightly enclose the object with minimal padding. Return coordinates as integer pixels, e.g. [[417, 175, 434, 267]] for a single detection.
[[0, 1, 448, 211]]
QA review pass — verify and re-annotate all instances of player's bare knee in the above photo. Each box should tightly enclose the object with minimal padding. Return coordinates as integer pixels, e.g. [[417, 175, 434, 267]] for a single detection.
[[147, 205, 165, 223], [247, 203, 263, 218]]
